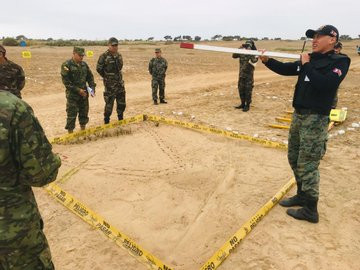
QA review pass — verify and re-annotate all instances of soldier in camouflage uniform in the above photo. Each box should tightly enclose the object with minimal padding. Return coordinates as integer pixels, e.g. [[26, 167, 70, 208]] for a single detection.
[[0, 45, 25, 99], [61, 47, 96, 133], [0, 90, 61, 269], [260, 25, 350, 223], [149, 48, 168, 105], [232, 40, 258, 112], [96, 37, 126, 124]]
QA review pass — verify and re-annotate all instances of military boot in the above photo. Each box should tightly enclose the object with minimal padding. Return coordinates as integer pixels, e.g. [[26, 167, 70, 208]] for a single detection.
[[104, 117, 110, 124], [279, 181, 305, 207], [242, 103, 250, 112], [286, 198, 319, 223], [68, 130, 74, 134], [160, 99, 167, 104], [153, 100, 158, 105], [80, 125, 86, 130], [234, 101, 245, 109], [118, 113, 123, 121]]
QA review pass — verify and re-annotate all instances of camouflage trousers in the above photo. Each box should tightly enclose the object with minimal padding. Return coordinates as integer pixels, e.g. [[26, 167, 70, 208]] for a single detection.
[[238, 77, 254, 104], [151, 77, 165, 101], [65, 96, 89, 130], [288, 112, 329, 199], [103, 90, 126, 119], [0, 220, 54, 270]]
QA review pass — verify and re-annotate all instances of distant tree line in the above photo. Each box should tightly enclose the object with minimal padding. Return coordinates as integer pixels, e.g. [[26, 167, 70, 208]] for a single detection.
[[1, 34, 359, 47]]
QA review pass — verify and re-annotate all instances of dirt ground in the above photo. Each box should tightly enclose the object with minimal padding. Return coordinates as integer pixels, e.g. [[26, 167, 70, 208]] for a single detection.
[[6, 40, 360, 270]]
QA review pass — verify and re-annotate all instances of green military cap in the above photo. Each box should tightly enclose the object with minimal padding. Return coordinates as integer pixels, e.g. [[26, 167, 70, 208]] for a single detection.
[[73, 46, 85, 56], [155, 48, 161, 53], [108, 37, 119, 45], [0, 45, 6, 53]]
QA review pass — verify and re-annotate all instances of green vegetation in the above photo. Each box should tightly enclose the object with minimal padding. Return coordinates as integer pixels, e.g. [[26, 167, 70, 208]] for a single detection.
[[2, 37, 18, 46]]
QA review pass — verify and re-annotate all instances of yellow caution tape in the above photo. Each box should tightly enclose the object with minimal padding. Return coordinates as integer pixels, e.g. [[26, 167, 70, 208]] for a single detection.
[[268, 124, 290, 130], [200, 177, 296, 270], [275, 117, 292, 123], [147, 115, 287, 150], [50, 114, 144, 144], [21, 51, 32, 58], [55, 156, 94, 184], [45, 183, 173, 270]]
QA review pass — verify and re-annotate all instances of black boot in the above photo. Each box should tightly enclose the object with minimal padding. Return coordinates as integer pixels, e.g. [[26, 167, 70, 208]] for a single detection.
[[104, 117, 110, 124], [286, 198, 319, 223], [160, 99, 167, 104], [279, 182, 305, 207], [242, 103, 250, 112], [153, 100, 158, 105], [234, 98, 245, 109], [234, 102, 245, 109], [118, 113, 123, 121]]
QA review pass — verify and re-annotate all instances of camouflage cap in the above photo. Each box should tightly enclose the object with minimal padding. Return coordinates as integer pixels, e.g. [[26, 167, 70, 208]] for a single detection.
[[108, 37, 119, 45], [155, 48, 161, 53], [0, 45, 5, 53], [73, 46, 85, 56], [242, 40, 256, 50]]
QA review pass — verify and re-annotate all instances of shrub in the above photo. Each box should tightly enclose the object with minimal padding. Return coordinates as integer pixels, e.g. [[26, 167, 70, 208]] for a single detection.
[[2, 37, 18, 46]]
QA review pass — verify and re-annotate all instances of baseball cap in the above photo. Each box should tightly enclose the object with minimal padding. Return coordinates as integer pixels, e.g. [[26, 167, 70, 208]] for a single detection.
[[155, 48, 161, 53], [108, 37, 119, 45], [73, 47, 85, 56], [306, 25, 339, 41]]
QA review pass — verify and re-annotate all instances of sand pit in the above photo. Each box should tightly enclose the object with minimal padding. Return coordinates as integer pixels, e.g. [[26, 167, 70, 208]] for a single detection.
[[49, 121, 290, 269]]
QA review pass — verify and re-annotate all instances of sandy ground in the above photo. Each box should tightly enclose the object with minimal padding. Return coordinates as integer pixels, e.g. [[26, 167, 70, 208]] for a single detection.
[[5, 40, 360, 269]]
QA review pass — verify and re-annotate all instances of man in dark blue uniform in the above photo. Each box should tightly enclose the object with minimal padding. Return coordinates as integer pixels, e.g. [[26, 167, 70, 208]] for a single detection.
[[260, 25, 351, 223]]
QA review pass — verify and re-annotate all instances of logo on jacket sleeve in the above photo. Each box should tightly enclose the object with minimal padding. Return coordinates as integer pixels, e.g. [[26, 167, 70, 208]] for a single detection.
[[332, 68, 342, 77]]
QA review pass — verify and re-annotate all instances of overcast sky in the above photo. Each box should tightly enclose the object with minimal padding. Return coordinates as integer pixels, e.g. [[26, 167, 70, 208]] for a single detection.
[[1, 0, 358, 40]]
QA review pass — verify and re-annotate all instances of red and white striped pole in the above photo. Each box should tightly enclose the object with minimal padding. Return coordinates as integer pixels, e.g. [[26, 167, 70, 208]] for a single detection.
[[180, 42, 300, 59]]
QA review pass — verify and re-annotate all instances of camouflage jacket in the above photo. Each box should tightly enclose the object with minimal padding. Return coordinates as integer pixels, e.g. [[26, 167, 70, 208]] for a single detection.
[[0, 59, 25, 99], [61, 59, 96, 99], [149, 57, 168, 79], [96, 50, 124, 92], [232, 53, 258, 79], [0, 91, 61, 251]]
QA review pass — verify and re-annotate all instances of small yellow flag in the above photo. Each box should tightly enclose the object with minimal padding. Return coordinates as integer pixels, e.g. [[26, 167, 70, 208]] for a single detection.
[[22, 51, 32, 59], [86, 50, 94, 58]]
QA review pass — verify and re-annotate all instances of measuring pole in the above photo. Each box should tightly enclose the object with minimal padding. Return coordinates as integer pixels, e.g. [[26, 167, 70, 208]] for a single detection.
[[180, 43, 300, 59]]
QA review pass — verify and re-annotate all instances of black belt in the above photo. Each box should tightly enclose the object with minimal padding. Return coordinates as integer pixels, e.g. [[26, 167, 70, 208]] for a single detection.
[[295, 108, 319, 115]]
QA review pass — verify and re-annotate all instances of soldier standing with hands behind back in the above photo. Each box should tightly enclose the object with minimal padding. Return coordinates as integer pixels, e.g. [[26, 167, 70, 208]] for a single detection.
[[149, 48, 168, 105], [61, 47, 96, 133], [232, 40, 258, 112], [260, 25, 350, 223], [97, 37, 126, 124]]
